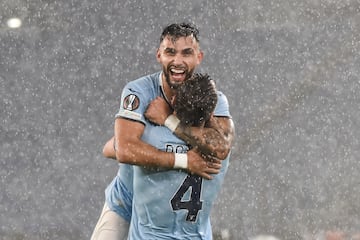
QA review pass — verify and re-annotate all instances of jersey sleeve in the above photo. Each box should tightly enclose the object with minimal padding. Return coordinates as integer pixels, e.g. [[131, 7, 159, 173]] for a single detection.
[[213, 91, 231, 118], [114, 81, 149, 125]]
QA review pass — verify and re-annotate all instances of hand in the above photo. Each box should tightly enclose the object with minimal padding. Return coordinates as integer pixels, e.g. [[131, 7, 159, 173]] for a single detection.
[[186, 149, 222, 180], [145, 97, 172, 125]]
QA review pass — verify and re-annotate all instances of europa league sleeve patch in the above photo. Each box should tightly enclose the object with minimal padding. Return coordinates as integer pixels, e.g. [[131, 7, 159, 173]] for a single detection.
[[123, 94, 140, 111]]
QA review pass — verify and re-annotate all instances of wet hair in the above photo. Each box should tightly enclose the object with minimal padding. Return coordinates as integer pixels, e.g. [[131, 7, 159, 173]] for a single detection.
[[174, 73, 217, 126], [160, 22, 200, 43]]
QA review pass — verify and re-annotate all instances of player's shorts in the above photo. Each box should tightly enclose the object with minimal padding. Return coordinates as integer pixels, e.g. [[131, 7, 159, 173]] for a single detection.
[[90, 202, 129, 240]]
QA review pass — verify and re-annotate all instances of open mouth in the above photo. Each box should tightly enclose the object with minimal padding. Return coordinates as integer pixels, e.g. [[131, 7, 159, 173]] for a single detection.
[[170, 68, 186, 81]]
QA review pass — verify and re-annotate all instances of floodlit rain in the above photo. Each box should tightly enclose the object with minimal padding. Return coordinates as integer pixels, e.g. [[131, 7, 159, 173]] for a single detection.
[[1, 0, 360, 239]]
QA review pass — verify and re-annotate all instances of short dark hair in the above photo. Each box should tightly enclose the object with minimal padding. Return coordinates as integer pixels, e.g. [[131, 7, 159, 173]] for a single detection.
[[174, 73, 217, 126], [160, 22, 200, 43]]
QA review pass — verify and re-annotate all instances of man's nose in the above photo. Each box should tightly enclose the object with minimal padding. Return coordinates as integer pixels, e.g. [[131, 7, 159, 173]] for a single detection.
[[173, 54, 184, 65]]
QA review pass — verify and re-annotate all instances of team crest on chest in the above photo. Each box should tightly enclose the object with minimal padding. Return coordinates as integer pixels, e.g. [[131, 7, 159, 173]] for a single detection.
[[123, 94, 140, 111]]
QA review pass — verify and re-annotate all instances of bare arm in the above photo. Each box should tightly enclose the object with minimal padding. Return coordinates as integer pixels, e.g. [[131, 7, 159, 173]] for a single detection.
[[113, 117, 221, 180], [102, 136, 116, 159], [114, 117, 173, 167], [175, 116, 235, 160], [145, 97, 235, 160]]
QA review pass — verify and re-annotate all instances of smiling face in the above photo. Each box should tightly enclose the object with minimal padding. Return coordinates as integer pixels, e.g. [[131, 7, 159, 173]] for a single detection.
[[156, 35, 203, 89]]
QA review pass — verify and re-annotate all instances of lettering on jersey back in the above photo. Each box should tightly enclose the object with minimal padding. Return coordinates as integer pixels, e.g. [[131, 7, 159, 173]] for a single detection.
[[165, 144, 189, 154], [165, 143, 203, 222], [171, 175, 203, 222]]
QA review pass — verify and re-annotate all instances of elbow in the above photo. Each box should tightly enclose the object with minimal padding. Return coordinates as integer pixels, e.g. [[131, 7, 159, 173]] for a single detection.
[[102, 144, 116, 159], [216, 133, 234, 160], [114, 138, 139, 164], [102, 145, 110, 158], [213, 143, 231, 160], [216, 149, 230, 160], [115, 147, 131, 164], [203, 142, 230, 160]]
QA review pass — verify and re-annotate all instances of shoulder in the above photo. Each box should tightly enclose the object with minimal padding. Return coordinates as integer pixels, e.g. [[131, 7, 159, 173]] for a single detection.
[[125, 72, 161, 92], [117, 72, 161, 119], [216, 90, 229, 103], [214, 90, 231, 117]]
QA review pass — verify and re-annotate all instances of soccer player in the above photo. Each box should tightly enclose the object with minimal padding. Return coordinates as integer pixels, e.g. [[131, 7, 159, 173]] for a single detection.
[[92, 22, 234, 240], [92, 73, 226, 240]]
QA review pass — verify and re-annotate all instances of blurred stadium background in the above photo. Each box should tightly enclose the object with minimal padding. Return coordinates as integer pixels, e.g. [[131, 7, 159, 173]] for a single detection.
[[1, 0, 360, 239]]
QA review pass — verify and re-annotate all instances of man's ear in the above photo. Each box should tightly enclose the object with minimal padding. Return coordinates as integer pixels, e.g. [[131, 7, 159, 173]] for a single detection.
[[156, 48, 161, 63], [197, 50, 204, 64]]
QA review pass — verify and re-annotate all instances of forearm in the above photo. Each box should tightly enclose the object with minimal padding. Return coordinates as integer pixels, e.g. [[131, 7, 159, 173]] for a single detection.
[[172, 116, 235, 160], [114, 117, 221, 179], [114, 118, 175, 168], [174, 125, 229, 160], [144, 96, 235, 160], [115, 138, 175, 168], [103, 135, 176, 167]]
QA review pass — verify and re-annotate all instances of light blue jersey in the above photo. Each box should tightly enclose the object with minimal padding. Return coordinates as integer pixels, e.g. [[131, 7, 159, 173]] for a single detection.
[[105, 163, 133, 222], [107, 71, 231, 239]]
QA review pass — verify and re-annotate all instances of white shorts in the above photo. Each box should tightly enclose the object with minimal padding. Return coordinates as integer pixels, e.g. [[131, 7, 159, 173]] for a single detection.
[[90, 202, 129, 240]]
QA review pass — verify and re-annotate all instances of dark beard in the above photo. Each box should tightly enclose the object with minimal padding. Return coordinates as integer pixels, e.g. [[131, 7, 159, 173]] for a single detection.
[[163, 67, 193, 90]]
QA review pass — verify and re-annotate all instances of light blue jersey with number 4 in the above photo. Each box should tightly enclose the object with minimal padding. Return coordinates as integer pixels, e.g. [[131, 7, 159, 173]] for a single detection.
[[114, 72, 231, 240]]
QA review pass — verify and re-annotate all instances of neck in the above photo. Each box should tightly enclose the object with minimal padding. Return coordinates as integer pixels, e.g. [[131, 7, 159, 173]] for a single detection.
[[161, 73, 176, 104]]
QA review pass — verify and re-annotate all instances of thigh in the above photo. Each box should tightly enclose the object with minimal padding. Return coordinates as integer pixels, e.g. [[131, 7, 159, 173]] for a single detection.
[[91, 203, 129, 240]]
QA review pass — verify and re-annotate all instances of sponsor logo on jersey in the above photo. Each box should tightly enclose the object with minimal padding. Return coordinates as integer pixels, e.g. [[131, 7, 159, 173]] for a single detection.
[[123, 94, 139, 111]]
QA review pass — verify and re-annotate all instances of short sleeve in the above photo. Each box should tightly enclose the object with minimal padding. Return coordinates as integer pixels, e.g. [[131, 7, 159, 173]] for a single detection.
[[115, 82, 149, 125], [213, 91, 231, 118]]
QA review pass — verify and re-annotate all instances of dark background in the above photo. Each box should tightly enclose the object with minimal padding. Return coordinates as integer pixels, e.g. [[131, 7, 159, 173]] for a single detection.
[[1, 0, 360, 239]]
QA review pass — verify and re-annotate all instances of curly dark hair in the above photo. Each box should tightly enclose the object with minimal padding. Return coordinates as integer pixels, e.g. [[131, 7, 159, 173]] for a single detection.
[[174, 73, 217, 126], [160, 22, 200, 43]]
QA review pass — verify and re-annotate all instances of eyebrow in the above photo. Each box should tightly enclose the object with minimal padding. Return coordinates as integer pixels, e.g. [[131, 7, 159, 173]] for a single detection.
[[163, 47, 195, 54], [163, 47, 175, 52], [182, 48, 194, 54]]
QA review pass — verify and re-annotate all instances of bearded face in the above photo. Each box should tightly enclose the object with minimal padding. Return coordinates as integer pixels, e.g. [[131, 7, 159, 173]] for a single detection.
[[162, 65, 194, 89], [157, 35, 203, 89]]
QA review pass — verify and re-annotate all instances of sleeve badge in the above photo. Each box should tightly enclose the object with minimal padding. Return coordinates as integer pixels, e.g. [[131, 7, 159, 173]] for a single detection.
[[123, 94, 140, 111]]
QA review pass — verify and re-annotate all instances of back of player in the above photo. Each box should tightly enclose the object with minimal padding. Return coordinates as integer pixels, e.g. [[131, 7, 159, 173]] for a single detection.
[[127, 74, 232, 239], [130, 150, 230, 239], [105, 163, 133, 222]]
